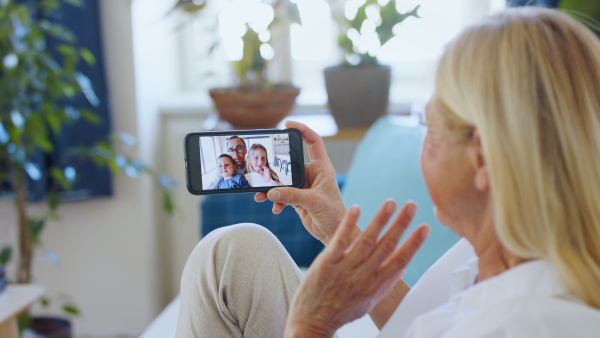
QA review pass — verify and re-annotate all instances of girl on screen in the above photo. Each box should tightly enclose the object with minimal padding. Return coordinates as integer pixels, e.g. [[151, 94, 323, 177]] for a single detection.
[[245, 143, 283, 187]]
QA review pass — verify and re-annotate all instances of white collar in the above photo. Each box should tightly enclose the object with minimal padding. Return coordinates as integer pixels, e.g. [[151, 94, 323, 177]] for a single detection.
[[450, 259, 576, 307]]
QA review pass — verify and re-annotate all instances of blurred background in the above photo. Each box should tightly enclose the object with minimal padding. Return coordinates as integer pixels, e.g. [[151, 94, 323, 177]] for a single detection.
[[0, 0, 516, 336]]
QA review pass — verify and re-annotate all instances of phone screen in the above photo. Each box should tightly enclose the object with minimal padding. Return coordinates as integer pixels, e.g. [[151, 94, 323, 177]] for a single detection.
[[185, 129, 305, 195]]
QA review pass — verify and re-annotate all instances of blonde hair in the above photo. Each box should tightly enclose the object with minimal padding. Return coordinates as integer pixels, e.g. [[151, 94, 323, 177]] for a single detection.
[[247, 143, 282, 185], [435, 7, 600, 309]]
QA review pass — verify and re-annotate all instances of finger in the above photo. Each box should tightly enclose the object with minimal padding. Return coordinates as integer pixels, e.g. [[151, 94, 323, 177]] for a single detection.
[[377, 225, 430, 282], [362, 200, 398, 240], [344, 200, 397, 267], [267, 187, 313, 207], [285, 121, 329, 161], [272, 202, 286, 214], [255, 192, 268, 203], [327, 206, 361, 262], [362, 202, 417, 268]]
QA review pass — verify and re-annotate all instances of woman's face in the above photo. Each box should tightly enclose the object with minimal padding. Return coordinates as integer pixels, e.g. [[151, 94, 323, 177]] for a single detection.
[[420, 99, 483, 235], [251, 148, 267, 171]]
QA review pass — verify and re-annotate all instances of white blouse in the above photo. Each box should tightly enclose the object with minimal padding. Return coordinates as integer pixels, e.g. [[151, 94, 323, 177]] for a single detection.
[[244, 172, 280, 187], [379, 239, 600, 337]]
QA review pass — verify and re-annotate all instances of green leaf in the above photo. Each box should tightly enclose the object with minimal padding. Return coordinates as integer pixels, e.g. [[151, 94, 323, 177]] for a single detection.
[[62, 304, 80, 316], [26, 113, 53, 153], [57, 44, 77, 58], [45, 211, 61, 222], [80, 108, 101, 125], [27, 218, 45, 245], [39, 0, 60, 12], [163, 190, 174, 215], [48, 191, 61, 211], [44, 111, 62, 134], [79, 48, 96, 65], [50, 167, 72, 190], [0, 246, 11, 266], [17, 312, 31, 333], [63, 0, 83, 6], [45, 22, 75, 42], [63, 85, 76, 98], [40, 297, 50, 308]]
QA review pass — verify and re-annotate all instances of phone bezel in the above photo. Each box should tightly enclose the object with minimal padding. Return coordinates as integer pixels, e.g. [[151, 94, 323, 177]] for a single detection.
[[184, 128, 305, 195]]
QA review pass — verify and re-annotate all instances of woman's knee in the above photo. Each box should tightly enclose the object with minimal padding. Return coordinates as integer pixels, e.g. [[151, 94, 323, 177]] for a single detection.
[[204, 223, 280, 251], [185, 223, 285, 271]]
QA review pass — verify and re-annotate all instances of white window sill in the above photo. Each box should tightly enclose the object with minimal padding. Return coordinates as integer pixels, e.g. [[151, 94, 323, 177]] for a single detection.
[[158, 90, 419, 117]]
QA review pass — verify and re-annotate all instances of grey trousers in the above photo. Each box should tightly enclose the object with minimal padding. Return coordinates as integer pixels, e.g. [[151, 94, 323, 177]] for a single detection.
[[175, 223, 304, 338]]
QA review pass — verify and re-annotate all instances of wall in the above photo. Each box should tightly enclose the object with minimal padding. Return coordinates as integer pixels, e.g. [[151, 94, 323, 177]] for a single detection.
[[130, 0, 204, 310], [35, 1, 162, 336]]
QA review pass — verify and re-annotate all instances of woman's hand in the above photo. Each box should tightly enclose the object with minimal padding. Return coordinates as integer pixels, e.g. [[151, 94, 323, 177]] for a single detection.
[[255, 121, 347, 244], [284, 200, 429, 338]]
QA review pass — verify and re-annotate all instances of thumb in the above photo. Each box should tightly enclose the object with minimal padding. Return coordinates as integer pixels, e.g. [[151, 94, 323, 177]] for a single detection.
[[267, 187, 311, 206]]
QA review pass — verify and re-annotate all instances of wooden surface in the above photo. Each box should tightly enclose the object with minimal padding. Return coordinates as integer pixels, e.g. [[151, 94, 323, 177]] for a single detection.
[[0, 284, 45, 338], [323, 127, 369, 140]]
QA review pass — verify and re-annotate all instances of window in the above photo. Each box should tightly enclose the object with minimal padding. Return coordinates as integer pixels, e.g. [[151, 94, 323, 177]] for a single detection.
[[200, 137, 217, 175], [180, 0, 506, 108]]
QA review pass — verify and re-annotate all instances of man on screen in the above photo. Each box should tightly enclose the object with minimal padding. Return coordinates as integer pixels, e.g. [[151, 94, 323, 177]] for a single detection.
[[207, 136, 248, 189]]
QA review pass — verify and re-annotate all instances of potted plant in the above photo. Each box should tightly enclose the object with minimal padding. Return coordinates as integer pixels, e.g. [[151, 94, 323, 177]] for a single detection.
[[325, 0, 420, 128], [0, 0, 175, 335], [171, 0, 302, 129]]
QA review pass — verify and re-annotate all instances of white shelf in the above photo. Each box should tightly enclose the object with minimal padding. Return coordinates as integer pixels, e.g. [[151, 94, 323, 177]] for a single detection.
[[0, 284, 45, 338]]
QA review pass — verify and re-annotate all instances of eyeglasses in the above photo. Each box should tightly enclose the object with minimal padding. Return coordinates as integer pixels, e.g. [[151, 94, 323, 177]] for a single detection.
[[227, 145, 245, 154]]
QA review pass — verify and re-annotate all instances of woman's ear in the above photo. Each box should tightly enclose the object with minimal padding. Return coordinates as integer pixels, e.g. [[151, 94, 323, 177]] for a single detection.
[[472, 130, 489, 192]]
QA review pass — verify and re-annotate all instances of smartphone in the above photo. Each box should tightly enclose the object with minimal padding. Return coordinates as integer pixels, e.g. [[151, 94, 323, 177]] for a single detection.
[[184, 128, 305, 195]]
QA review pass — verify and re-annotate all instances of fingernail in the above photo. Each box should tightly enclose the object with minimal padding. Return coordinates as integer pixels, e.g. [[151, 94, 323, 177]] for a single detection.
[[386, 201, 396, 214], [422, 226, 430, 239], [269, 190, 281, 201], [407, 203, 417, 217], [349, 206, 360, 215]]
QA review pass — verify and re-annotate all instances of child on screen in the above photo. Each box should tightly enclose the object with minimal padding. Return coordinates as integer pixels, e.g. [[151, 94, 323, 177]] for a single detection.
[[245, 143, 282, 187], [216, 154, 250, 189]]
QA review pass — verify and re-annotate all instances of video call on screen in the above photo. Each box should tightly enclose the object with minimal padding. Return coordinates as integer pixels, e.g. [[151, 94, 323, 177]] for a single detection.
[[199, 133, 293, 190]]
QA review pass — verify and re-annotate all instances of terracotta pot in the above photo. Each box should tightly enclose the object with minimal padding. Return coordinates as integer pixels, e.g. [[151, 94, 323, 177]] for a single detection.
[[209, 85, 300, 130], [324, 65, 391, 128]]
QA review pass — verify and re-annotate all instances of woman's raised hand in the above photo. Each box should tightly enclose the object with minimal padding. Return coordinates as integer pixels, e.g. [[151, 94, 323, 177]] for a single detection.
[[284, 201, 429, 338], [255, 120, 348, 244], [259, 167, 272, 183]]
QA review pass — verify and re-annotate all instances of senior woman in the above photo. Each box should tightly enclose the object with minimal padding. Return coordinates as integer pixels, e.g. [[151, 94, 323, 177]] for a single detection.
[[176, 7, 600, 337]]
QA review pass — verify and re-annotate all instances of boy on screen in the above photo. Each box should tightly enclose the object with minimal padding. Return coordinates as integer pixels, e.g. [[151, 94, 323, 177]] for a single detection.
[[213, 154, 250, 189]]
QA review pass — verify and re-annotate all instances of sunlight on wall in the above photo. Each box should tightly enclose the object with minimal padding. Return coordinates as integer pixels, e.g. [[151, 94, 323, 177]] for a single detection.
[[218, 0, 274, 61], [291, 0, 331, 61], [183, 0, 506, 105]]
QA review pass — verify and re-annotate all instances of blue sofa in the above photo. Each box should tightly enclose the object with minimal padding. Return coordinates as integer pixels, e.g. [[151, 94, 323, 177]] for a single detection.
[[200, 115, 460, 286]]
